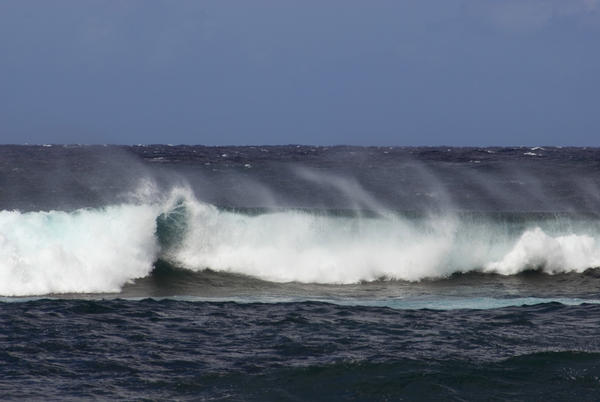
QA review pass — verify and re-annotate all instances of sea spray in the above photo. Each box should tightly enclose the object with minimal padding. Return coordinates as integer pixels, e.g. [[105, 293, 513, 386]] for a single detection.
[[166, 192, 600, 283]]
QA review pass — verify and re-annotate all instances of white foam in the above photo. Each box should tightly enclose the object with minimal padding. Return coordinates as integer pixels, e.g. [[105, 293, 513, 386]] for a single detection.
[[167, 201, 460, 283], [168, 194, 600, 284], [485, 227, 600, 275], [0, 205, 159, 296]]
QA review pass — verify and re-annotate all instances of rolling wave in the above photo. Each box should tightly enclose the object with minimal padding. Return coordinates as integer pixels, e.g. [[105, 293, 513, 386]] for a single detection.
[[1, 187, 600, 296]]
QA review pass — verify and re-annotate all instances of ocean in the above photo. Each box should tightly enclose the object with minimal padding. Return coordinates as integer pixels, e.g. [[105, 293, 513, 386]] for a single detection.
[[1, 145, 600, 400]]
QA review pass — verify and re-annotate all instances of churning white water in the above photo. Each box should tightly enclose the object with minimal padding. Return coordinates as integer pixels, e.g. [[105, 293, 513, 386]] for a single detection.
[[0, 205, 159, 296], [167, 191, 600, 284]]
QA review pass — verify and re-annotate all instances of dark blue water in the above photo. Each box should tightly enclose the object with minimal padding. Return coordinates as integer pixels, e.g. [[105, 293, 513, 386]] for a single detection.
[[3, 299, 600, 400], [2, 145, 600, 400], [2, 299, 600, 400]]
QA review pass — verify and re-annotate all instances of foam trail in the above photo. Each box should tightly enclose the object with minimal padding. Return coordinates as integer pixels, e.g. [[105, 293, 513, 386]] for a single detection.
[[2, 296, 597, 310], [148, 296, 600, 310], [0, 205, 159, 296]]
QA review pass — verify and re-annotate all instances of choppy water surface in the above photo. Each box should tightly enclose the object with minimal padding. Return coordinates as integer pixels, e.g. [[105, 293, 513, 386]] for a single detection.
[[2, 145, 600, 399]]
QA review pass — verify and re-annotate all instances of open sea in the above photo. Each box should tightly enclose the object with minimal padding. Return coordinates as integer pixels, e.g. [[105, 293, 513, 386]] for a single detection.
[[2, 145, 600, 400]]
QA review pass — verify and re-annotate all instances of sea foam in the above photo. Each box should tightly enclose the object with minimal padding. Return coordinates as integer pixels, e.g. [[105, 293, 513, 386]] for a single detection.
[[0, 205, 159, 296]]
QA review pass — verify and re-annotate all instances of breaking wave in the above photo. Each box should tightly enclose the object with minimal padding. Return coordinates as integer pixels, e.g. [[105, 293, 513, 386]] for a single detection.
[[0, 204, 159, 296], [1, 187, 600, 296]]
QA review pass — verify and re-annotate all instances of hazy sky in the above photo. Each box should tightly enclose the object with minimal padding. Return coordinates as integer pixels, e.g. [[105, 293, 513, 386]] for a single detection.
[[1, 0, 599, 145]]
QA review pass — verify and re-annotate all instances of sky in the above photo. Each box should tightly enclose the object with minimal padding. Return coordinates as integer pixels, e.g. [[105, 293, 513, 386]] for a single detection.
[[1, 0, 599, 146]]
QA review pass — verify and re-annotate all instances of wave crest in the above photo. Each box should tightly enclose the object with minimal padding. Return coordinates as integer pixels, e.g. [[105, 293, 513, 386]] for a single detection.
[[1, 188, 600, 296]]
